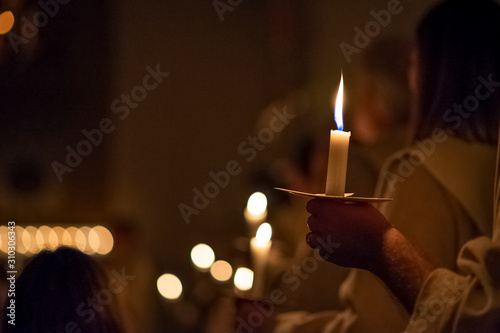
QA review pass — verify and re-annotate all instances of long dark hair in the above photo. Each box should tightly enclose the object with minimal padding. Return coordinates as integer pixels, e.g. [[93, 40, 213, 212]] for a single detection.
[[2, 247, 124, 333], [414, 0, 500, 144]]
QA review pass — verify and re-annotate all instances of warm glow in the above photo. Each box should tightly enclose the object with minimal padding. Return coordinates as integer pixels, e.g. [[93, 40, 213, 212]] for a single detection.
[[21, 227, 31, 254], [24, 226, 39, 254], [247, 192, 268, 215], [35, 226, 59, 251], [157, 273, 183, 300], [79, 226, 94, 254], [91, 226, 113, 255], [88, 227, 99, 252], [16, 227, 27, 254], [0, 226, 8, 253], [48, 228, 58, 250], [334, 72, 344, 131], [0, 11, 15, 35], [75, 228, 88, 252], [53, 227, 65, 246], [190, 243, 215, 270], [62, 227, 78, 247], [234, 267, 254, 291], [36, 226, 49, 250], [210, 260, 233, 282], [255, 223, 272, 243]]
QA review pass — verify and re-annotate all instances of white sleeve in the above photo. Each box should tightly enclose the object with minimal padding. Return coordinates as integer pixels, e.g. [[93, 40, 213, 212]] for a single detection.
[[406, 236, 500, 333]]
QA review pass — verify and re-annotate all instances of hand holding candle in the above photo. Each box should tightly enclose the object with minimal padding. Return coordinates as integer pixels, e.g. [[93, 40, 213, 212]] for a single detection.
[[325, 73, 351, 196]]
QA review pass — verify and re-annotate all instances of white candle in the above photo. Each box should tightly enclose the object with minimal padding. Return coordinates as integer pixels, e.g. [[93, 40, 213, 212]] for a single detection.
[[250, 223, 272, 299], [325, 73, 351, 196], [244, 192, 268, 236]]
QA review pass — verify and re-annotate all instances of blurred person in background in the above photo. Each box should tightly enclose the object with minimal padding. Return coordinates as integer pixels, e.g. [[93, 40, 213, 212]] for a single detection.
[[347, 36, 412, 197], [2, 247, 127, 333]]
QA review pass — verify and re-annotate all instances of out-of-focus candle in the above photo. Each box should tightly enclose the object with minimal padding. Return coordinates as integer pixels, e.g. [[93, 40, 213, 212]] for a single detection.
[[250, 223, 272, 299], [244, 192, 267, 235], [325, 73, 351, 196], [234, 267, 254, 292]]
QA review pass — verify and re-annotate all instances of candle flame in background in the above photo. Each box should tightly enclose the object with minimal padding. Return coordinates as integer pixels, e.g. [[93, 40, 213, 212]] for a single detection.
[[190, 243, 215, 270], [255, 222, 272, 243], [0, 11, 14, 35], [234, 267, 254, 291], [334, 72, 344, 131], [157, 273, 183, 300], [247, 192, 267, 215]]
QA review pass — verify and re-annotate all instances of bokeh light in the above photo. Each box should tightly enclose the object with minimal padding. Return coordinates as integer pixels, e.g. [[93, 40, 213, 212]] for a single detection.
[[24, 226, 39, 254], [52, 227, 65, 248], [0, 226, 9, 253], [15, 226, 26, 254], [157, 273, 183, 300], [0, 11, 15, 35], [234, 267, 254, 291], [79, 226, 94, 254], [190, 243, 215, 270], [0, 225, 116, 256], [90, 226, 113, 255], [210, 260, 233, 282], [62, 227, 78, 247]]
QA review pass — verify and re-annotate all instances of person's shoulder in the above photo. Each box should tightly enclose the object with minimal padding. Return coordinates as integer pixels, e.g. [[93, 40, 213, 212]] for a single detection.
[[378, 135, 495, 192], [376, 146, 432, 195]]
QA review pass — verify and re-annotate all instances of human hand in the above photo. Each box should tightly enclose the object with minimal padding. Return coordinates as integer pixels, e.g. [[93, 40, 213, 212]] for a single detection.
[[305, 199, 393, 271]]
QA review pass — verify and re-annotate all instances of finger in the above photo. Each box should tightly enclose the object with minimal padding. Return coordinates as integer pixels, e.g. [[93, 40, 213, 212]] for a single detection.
[[307, 198, 347, 216], [305, 232, 319, 249], [307, 215, 321, 233], [306, 199, 321, 215]]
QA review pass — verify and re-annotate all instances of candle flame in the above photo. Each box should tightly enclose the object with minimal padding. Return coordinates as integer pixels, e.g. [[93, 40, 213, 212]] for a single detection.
[[256, 223, 272, 242], [247, 192, 267, 215], [234, 267, 254, 291], [191, 243, 215, 269], [334, 72, 344, 131]]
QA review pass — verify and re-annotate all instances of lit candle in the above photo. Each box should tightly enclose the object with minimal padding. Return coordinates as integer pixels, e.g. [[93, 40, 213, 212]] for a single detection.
[[250, 223, 272, 299], [325, 73, 351, 196], [234, 267, 254, 292], [244, 192, 268, 236]]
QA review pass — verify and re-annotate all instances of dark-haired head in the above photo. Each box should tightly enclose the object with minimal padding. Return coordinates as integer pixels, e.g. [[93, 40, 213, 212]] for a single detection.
[[3, 247, 124, 333], [414, 0, 500, 144]]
